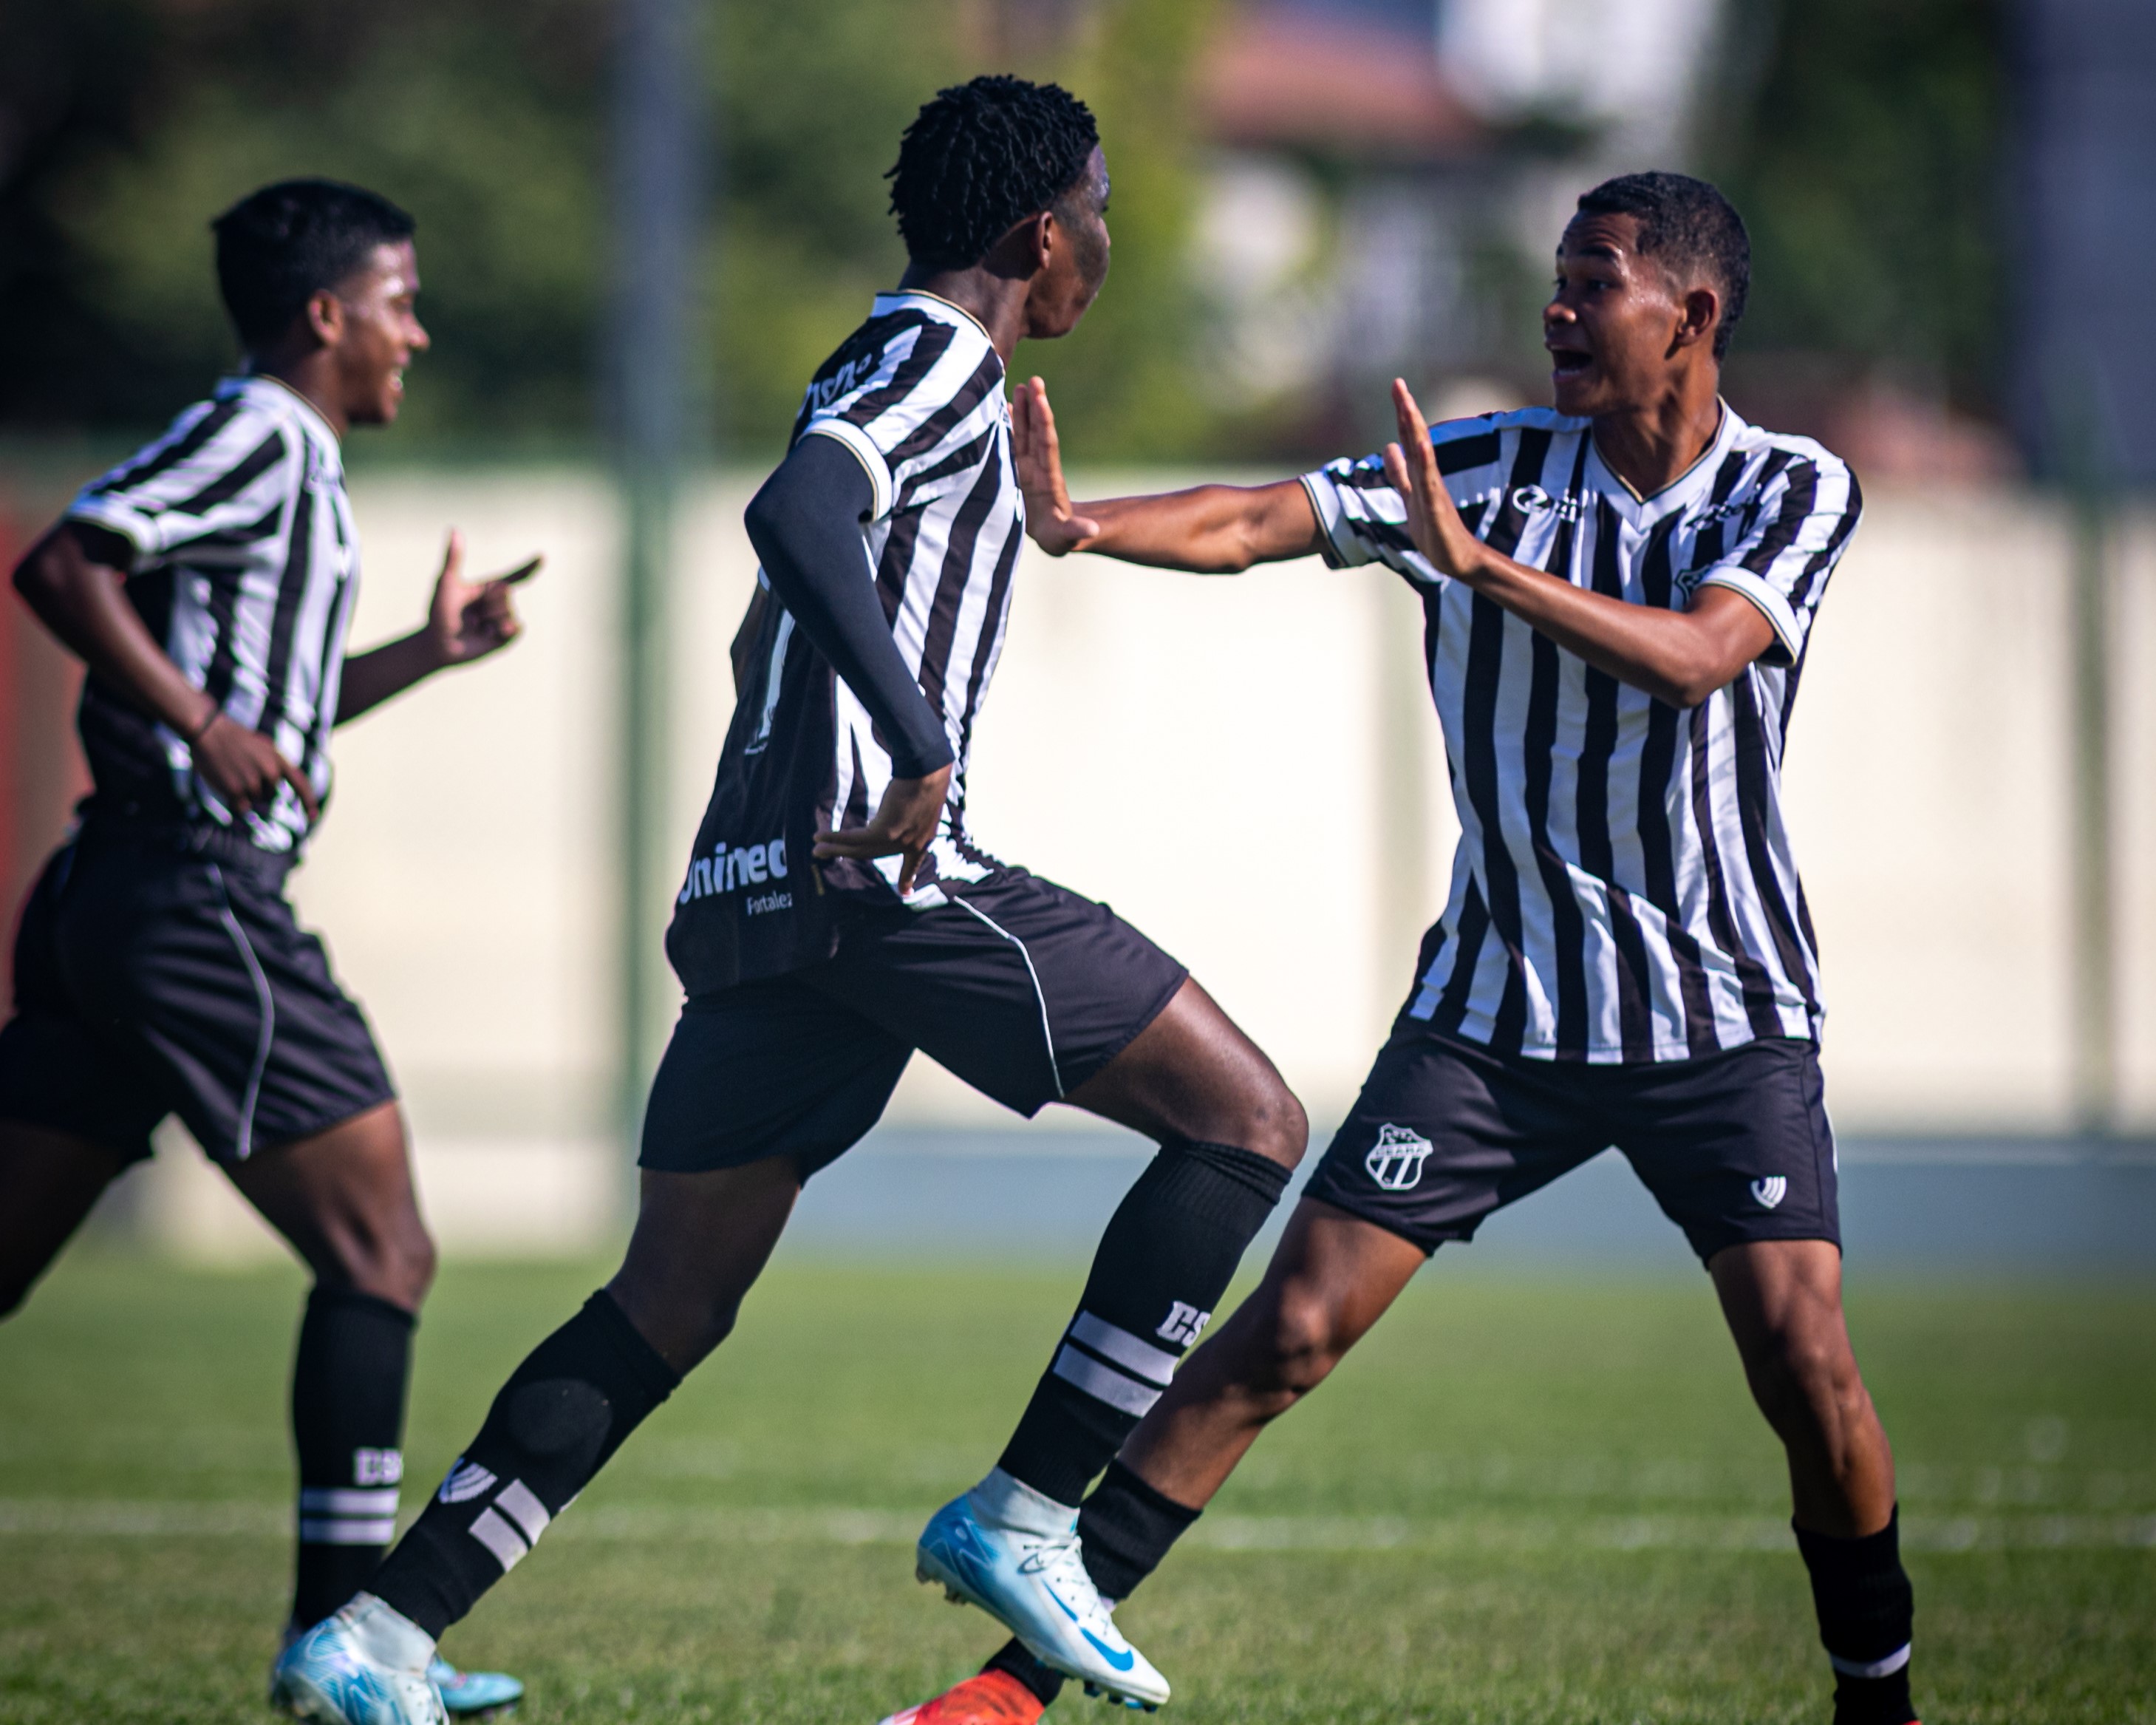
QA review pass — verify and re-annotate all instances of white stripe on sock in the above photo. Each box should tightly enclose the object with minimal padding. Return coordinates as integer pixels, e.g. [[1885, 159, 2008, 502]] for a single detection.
[[494, 1480, 551, 1545], [299, 1487, 400, 1517], [298, 1516, 398, 1545], [1051, 1344, 1163, 1417], [468, 1506, 530, 1572], [1068, 1312, 1178, 1387], [1829, 1643, 1911, 1679]]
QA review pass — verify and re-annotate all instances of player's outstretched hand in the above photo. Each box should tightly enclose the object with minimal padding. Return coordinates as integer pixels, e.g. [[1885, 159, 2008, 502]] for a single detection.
[[1382, 378, 1484, 582], [1011, 377, 1100, 557], [426, 529, 539, 669], [813, 763, 954, 896], [191, 710, 321, 826]]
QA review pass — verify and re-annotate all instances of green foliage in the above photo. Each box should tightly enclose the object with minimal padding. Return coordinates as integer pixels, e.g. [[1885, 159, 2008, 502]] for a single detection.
[[1708, 0, 2007, 409]]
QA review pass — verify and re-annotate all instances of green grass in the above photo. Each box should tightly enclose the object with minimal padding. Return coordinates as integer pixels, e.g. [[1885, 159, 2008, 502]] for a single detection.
[[1, 1252, 2152, 1723]]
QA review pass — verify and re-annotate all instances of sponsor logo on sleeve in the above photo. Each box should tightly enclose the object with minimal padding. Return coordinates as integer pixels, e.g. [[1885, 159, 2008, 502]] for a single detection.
[[1365, 1123, 1433, 1191]]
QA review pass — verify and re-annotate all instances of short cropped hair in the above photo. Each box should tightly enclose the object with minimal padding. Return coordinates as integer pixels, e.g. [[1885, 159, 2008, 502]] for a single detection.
[[887, 75, 1099, 270], [211, 180, 417, 348], [1576, 172, 1750, 360]]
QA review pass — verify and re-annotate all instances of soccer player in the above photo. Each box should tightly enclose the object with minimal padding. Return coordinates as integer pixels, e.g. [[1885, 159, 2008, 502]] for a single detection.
[[890, 174, 1920, 1725], [0, 180, 532, 1715], [273, 77, 1304, 1725]]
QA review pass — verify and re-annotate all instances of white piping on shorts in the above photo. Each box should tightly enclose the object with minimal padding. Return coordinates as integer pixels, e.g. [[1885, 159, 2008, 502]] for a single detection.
[[950, 896, 1064, 1100], [207, 863, 276, 1160]]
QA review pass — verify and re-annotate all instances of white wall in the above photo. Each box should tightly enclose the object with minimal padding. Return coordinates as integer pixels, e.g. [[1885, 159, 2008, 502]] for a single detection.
[[142, 470, 2156, 1259]]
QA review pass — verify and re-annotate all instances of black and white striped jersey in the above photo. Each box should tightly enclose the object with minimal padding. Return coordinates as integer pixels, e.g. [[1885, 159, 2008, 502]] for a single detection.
[[1302, 404, 1860, 1063], [668, 291, 1026, 990], [65, 375, 360, 853]]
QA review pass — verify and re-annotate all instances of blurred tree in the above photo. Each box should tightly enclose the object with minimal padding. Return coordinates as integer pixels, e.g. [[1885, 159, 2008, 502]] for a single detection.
[[1707, 0, 2007, 414]]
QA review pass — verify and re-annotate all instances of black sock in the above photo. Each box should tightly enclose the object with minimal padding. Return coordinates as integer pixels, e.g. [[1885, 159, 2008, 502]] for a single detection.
[[979, 1460, 1207, 1705], [368, 1291, 678, 1639], [1794, 1508, 1918, 1725], [290, 1287, 416, 1629], [996, 1140, 1289, 1506]]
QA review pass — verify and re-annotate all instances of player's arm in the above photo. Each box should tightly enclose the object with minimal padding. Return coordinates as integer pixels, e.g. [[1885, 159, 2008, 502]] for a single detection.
[[743, 434, 954, 894], [336, 532, 536, 724], [1012, 377, 1322, 572], [1382, 380, 1773, 709], [12, 520, 319, 820]]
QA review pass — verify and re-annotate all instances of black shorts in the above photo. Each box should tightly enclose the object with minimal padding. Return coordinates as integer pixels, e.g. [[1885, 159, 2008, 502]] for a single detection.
[[640, 868, 1188, 1176], [0, 824, 395, 1165], [1302, 1019, 1839, 1265]]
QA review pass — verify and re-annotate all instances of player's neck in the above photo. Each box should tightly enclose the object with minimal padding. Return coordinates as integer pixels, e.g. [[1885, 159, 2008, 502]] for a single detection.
[[1589, 372, 1724, 500], [251, 350, 350, 441], [895, 262, 1030, 364]]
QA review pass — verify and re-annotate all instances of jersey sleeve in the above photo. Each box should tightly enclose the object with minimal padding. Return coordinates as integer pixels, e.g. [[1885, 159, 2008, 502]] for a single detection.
[[1693, 452, 1863, 667], [1298, 420, 1507, 585], [796, 317, 997, 523], [66, 398, 296, 573]]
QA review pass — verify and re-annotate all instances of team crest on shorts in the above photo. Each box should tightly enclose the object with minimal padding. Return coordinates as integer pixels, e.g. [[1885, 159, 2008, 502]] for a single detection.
[[1365, 1123, 1433, 1191], [1750, 1175, 1789, 1210]]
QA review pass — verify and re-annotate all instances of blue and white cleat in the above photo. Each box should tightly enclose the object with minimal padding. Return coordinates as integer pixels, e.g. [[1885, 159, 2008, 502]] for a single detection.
[[427, 1658, 522, 1718], [270, 1593, 446, 1725], [916, 1469, 1169, 1711]]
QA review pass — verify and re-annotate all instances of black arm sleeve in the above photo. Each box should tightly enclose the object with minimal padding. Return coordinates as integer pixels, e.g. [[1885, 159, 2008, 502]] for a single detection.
[[743, 434, 955, 780]]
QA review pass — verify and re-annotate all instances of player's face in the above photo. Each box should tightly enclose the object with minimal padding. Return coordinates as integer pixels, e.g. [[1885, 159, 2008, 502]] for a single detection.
[[329, 239, 430, 426], [1543, 214, 1699, 417], [1026, 148, 1111, 341]]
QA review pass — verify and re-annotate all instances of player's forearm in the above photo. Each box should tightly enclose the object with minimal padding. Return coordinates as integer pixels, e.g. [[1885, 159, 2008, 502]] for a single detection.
[[335, 630, 446, 724], [1070, 482, 1320, 574], [13, 524, 216, 735], [1458, 548, 1758, 709]]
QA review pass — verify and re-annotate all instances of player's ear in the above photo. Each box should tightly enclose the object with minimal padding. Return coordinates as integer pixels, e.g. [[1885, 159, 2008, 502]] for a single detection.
[[1675, 284, 1719, 352], [304, 289, 346, 350]]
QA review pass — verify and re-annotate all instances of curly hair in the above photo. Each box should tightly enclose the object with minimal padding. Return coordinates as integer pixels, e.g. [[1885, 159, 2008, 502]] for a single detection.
[[887, 75, 1099, 270], [212, 179, 416, 348], [1575, 172, 1750, 360]]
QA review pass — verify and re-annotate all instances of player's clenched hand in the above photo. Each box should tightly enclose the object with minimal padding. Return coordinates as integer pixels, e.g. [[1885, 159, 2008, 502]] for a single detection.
[[191, 710, 321, 826], [1012, 377, 1100, 557], [813, 764, 954, 896], [1382, 378, 1487, 582], [425, 529, 539, 669]]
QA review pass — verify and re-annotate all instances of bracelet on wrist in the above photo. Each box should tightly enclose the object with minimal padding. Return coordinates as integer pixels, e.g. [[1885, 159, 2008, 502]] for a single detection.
[[183, 704, 221, 746]]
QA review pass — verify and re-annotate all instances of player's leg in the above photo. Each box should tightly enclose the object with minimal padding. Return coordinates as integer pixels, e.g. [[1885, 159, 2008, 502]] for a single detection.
[[1711, 1239, 1914, 1725], [0, 1124, 137, 1316], [1616, 1037, 1915, 1725], [276, 979, 907, 1723]]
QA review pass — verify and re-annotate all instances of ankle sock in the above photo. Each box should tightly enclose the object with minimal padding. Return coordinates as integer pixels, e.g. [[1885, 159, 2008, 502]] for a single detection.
[[1794, 1508, 1917, 1725]]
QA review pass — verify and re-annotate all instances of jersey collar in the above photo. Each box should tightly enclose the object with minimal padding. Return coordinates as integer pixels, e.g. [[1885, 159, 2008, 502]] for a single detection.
[[1587, 398, 1739, 515], [230, 372, 345, 465], [873, 288, 1001, 353]]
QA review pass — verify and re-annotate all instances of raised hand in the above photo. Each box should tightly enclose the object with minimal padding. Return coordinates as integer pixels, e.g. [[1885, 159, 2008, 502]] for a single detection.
[[1381, 378, 1484, 582], [426, 529, 539, 669], [1011, 376, 1100, 556]]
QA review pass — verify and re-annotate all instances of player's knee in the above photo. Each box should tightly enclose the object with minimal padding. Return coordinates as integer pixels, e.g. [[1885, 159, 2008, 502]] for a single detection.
[[325, 1212, 436, 1310], [1750, 1325, 1860, 1434], [1218, 1075, 1309, 1171], [1254, 1282, 1352, 1401]]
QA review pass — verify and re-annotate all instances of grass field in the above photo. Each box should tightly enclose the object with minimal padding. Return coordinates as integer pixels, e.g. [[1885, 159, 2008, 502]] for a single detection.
[[1, 1251, 2151, 1724]]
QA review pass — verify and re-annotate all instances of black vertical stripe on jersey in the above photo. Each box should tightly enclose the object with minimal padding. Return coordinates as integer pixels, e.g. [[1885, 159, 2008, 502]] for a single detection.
[[1462, 427, 1555, 1051], [1433, 429, 1502, 476], [1631, 515, 1722, 1056], [893, 423, 997, 514], [1522, 440, 1593, 1055], [167, 431, 286, 517], [1739, 456, 1815, 576], [1575, 499, 1654, 1058], [1784, 473, 1860, 612], [884, 351, 1004, 472], [254, 483, 315, 741], [197, 558, 246, 711], [1685, 701, 1786, 1040], [1430, 878, 1493, 1037], [916, 457, 1003, 718], [874, 507, 926, 620], [89, 400, 245, 498], [958, 508, 1023, 752], [1727, 673, 1819, 1018]]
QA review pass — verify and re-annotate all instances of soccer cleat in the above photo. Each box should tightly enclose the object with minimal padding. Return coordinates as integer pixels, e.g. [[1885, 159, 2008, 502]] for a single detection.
[[874, 1668, 1045, 1725], [427, 1658, 523, 1718], [270, 1593, 446, 1725], [915, 1470, 1168, 1711]]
